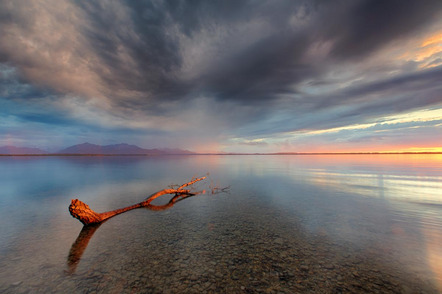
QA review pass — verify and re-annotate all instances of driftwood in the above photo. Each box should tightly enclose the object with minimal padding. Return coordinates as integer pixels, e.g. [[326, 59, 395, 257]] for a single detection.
[[67, 189, 206, 274], [67, 176, 229, 273], [69, 176, 206, 225]]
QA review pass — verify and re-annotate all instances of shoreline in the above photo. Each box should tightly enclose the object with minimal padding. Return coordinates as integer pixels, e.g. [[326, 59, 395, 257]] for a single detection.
[[1, 152, 441, 157]]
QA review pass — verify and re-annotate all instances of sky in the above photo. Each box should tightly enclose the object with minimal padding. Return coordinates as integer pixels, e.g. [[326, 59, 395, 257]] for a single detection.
[[1, 0, 442, 153]]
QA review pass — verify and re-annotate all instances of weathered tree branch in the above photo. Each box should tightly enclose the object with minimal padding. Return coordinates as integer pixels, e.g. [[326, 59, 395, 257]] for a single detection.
[[67, 176, 229, 274], [69, 176, 206, 225], [67, 191, 203, 273]]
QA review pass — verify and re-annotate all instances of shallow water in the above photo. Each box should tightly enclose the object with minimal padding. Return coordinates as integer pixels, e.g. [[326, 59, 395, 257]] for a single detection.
[[0, 154, 441, 293]]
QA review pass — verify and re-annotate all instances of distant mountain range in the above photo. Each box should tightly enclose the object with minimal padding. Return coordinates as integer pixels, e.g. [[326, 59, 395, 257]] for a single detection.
[[0, 146, 46, 154], [0, 143, 194, 155]]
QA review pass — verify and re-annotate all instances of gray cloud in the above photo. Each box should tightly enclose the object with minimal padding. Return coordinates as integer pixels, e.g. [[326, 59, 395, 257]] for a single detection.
[[0, 0, 441, 151], [322, 0, 442, 59], [315, 67, 442, 111]]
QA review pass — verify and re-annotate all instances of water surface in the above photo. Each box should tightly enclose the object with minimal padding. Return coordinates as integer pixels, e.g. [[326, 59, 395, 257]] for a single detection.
[[0, 154, 441, 293]]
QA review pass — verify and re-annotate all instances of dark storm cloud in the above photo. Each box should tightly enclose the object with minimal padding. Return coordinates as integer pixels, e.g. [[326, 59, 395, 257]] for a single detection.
[[75, 1, 184, 96], [2, 0, 440, 108], [71, 0, 318, 108], [71, 0, 442, 110], [317, 67, 442, 109], [200, 33, 314, 103], [322, 0, 442, 59]]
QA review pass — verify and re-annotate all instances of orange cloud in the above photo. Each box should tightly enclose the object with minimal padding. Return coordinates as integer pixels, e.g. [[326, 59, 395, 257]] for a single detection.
[[394, 30, 442, 68], [421, 32, 442, 47]]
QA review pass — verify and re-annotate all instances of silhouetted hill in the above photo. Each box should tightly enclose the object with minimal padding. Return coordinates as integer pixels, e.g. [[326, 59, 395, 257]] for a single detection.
[[160, 148, 194, 154], [0, 146, 46, 154], [57, 143, 194, 155]]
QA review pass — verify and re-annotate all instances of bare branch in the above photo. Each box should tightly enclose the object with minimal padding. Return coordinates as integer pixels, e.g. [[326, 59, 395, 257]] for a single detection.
[[177, 176, 206, 191], [69, 176, 208, 225]]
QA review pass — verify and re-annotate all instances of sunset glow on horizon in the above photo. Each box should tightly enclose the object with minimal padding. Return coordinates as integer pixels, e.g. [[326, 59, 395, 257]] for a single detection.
[[1, 1, 441, 153]]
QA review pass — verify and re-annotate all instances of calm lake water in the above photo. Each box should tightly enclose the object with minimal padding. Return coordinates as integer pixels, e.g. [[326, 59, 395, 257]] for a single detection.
[[0, 154, 441, 293]]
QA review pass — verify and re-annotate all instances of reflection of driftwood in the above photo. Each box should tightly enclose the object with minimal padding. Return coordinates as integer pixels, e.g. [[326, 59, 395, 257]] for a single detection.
[[67, 176, 229, 274], [67, 223, 102, 274], [67, 192, 203, 274], [69, 177, 206, 225]]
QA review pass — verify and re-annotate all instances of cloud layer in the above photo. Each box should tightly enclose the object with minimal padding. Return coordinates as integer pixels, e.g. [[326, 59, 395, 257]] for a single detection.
[[1, 0, 442, 152]]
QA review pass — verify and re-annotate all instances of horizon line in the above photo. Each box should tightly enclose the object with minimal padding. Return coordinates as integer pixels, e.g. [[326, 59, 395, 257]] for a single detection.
[[1, 151, 441, 156]]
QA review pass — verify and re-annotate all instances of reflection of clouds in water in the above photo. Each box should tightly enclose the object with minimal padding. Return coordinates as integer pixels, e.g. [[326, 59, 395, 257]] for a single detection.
[[0, 155, 441, 292], [306, 170, 442, 204], [422, 227, 442, 292], [236, 154, 442, 290]]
